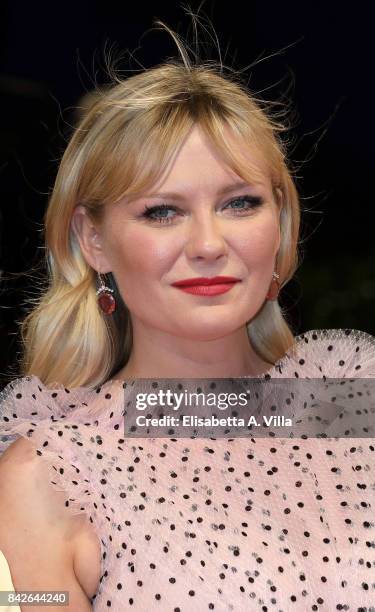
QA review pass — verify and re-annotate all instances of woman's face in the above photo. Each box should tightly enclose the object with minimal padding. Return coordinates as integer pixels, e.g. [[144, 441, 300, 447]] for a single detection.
[[76, 125, 282, 341]]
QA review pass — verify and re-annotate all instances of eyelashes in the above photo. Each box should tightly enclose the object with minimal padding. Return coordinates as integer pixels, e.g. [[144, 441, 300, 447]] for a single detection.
[[141, 195, 264, 225]]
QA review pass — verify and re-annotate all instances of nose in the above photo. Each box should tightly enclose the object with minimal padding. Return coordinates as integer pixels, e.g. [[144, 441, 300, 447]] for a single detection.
[[184, 212, 228, 261]]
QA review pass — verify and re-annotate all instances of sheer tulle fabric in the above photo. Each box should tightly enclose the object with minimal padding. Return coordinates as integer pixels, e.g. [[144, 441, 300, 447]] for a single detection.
[[1, 329, 375, 610]]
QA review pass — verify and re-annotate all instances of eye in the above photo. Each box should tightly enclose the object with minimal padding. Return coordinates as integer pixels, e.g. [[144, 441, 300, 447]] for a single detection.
[[224, 195, 264, 213], [140, 194, 264, 225], [141, 203, 179, 224]]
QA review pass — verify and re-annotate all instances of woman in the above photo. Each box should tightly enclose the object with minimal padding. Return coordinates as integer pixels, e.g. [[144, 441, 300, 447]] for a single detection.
[[1, 24, 374, 612]]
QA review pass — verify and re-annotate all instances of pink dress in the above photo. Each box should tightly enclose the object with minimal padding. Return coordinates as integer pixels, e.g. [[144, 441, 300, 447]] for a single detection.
[[1, 328, 375, 611]]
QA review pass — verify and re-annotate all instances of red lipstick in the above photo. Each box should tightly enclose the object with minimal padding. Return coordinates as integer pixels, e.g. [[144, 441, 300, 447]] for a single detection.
[[171, 276, 241, 296]]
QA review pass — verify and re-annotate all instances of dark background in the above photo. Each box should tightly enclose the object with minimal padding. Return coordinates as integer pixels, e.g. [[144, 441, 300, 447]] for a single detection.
[[0, 1, 374, 385]]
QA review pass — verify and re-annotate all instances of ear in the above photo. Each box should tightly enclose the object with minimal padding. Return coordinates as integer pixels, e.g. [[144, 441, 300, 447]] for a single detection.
[[70, 205, 112, 273]]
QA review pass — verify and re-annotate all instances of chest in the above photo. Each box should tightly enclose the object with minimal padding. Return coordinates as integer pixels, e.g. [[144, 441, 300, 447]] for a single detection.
[[84, 437, 374, 610]]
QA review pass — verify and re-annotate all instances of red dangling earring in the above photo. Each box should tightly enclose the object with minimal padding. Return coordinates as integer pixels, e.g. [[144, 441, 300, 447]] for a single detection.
[[96, 272, 116, 315], [266, 271, 280, 301]]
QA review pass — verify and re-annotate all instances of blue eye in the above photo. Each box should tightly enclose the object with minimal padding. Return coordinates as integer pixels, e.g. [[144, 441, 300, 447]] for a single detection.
[[225, 195, 263, 211], [141, 195, 263, 225], [142, 203, 178, 224]]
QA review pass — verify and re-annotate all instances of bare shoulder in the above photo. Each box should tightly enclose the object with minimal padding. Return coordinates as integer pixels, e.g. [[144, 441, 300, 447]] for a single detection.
[[0, 436, 101, 608], [0, 436, 70, 522]]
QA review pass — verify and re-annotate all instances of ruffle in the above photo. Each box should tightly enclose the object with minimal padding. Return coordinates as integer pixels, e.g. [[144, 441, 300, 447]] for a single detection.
[[268, 328, 375, 378], [0, 375, 131, 605], [256, 329, 375, 438], [1, 378, 88, 517]]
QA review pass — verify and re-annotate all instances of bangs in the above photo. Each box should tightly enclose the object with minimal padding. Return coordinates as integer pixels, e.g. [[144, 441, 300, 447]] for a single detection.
[[78, 89, 282, 217], [197, 99, 283, 189], [94, 104, 196, 208]]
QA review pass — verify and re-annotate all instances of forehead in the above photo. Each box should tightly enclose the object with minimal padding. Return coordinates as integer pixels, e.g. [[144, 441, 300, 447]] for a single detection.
[[149, 124, 271, 193]]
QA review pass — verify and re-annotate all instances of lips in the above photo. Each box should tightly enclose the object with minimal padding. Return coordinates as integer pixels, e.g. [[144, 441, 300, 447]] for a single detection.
[[172, 276, 240, 287], [171, 276, 241, 297]]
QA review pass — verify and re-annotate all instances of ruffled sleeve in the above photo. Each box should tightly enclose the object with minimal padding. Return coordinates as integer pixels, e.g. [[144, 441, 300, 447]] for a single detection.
[[0, 375, 125, 521], [259, 328, 375, 438], [0, 374, 130, 607], [0, 376, 96, 519], [270, 328, 375, 378]]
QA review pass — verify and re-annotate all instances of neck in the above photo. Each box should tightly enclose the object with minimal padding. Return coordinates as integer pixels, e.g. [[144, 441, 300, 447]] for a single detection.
[[113, 320, 273, 380]]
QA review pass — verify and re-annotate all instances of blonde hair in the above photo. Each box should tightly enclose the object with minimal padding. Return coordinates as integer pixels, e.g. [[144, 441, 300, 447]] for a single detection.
[[19, 20, 301, 388]]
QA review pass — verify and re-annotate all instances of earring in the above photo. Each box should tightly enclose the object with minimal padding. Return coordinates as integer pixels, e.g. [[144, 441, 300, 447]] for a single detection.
[[96, 272, 116, 315], [266, 271, 280, 301]]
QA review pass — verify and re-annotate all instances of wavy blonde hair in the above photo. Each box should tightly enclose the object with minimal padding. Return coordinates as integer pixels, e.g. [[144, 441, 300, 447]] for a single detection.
[[19, 21, 301, 388]]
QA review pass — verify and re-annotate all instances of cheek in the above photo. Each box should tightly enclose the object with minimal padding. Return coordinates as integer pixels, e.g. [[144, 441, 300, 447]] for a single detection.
[[108, 225, 178, 276], [237, 215, 280, 265]]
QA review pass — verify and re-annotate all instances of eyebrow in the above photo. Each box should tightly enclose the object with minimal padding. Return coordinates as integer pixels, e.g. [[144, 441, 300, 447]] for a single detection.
[[143, 180, 257, 200]]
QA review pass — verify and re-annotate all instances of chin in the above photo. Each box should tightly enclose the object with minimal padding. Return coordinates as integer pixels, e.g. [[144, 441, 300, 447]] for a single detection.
[[173, 316, 248, 341]]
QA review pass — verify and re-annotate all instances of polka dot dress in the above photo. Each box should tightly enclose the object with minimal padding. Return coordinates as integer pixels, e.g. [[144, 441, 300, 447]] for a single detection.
[[1, 329, 375, 611]]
